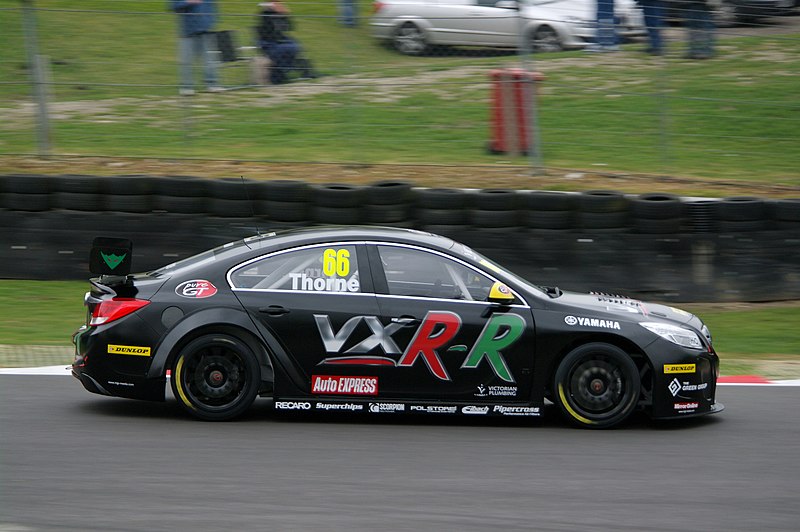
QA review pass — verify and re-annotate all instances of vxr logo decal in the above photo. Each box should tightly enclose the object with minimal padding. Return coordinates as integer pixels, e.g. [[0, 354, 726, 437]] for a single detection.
[[315, 311, 525, 383]]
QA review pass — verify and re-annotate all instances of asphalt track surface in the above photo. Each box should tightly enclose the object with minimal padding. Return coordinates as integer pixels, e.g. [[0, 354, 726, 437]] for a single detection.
[[2, 376, 799, 532]]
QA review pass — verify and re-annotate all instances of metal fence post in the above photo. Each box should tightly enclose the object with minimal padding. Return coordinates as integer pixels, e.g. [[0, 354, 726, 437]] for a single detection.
[[21, 0, 51, 157]]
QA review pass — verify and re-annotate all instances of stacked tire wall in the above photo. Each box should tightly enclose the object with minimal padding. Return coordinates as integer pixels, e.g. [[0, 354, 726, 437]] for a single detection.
[[1, 174, 798, 303]]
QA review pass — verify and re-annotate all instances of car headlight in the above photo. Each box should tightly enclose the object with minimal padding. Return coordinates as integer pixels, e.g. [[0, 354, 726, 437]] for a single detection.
[[640, 322, 703, 349]]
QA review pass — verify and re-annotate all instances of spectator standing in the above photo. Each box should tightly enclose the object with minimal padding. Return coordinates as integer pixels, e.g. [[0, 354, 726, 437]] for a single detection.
[[587, 0, 619, 52], [170, 0, 221, 95], [682, 0, 715, 59], [339, 0, 358, 27], [637, 0, 664, 55]]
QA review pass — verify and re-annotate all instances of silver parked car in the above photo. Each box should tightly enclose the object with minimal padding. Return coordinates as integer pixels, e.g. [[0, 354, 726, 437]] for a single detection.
[[371, 0, 645, 55]]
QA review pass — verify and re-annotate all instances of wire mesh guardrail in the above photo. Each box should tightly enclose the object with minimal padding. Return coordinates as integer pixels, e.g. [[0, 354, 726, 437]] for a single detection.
[[1, 0, 799, 182]]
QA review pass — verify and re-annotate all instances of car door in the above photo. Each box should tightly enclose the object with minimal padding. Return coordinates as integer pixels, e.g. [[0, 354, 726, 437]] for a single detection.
[[230, 242, 383, 396], [358, 243, 536, 402], [436, 0, 520, 47]]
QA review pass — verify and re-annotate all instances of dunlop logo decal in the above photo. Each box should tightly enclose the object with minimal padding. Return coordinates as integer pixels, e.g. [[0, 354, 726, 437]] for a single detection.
[[108, 344, 152, 357], [664, 364, 696, 374]]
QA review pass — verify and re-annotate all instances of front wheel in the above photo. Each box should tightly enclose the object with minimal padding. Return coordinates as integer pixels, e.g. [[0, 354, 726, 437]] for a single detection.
[[554, 343, 641, 429], [171, 334, 261, 421], [393, 22, 429, 56], [531, 25, 562, 53]]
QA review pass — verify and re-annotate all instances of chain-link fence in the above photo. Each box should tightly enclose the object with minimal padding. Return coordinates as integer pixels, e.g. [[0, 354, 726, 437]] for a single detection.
[[1, 0, 799, 181]]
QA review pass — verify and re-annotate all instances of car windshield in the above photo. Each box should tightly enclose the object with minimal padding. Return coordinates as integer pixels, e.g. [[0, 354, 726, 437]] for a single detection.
[[449, 241, 547, 295]]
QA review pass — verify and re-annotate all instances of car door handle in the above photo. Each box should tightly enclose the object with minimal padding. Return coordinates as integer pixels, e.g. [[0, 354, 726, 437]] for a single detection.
[[259, 305, 290, 316], [390, 316, 419, 326]]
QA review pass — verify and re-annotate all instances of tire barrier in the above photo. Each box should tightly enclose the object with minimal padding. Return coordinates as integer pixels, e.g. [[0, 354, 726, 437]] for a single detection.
[[0, 174, 798, 302]]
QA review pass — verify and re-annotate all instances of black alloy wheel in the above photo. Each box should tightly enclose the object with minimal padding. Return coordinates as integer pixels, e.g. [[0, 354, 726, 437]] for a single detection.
[[171, 334, 261, 421], [554, 343, 641, 429], [531, 26, 562, 53]]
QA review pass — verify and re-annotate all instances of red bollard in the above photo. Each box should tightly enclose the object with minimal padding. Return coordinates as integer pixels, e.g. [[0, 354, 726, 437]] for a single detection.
[[488, 68, 544, 156]]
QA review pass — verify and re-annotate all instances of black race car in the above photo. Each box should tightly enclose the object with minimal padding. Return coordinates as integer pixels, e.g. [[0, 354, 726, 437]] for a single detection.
[[72, 227, 723, 428]]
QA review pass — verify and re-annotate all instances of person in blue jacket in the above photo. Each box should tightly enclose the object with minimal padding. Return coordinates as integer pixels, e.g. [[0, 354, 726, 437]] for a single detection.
[[170, 0, 221, 95]]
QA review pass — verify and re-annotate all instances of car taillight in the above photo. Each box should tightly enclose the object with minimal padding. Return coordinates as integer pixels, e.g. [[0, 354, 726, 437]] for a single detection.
[[373, 1, 385, 14], [90, 298, 150, 326]]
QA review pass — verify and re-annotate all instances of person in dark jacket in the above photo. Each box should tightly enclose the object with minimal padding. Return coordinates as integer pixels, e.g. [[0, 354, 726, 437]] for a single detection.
[[170, 0, 220, 95], [636, 0, 664, 56], [256, 1, 315, 84]]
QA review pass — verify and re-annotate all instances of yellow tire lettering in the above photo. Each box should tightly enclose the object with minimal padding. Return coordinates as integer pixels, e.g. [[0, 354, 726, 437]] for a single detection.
[[558, 383, 595, 425], [174, 356, 195, 410]]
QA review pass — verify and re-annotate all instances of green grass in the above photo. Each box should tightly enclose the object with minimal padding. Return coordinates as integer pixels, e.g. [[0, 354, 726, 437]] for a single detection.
[[1, 2, 799, 184], [0, 280, 798, 375]]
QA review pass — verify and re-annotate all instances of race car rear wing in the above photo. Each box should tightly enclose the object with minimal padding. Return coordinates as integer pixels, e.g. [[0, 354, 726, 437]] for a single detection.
[[89, 237, 132, 276]]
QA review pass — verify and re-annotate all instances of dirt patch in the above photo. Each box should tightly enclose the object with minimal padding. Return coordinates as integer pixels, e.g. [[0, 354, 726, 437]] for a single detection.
[[3, 155, 800, 197]]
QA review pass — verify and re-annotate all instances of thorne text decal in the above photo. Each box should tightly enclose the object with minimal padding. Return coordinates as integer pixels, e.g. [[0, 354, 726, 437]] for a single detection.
[[175, 280, 217, 299], [311, 375, 378, 396]]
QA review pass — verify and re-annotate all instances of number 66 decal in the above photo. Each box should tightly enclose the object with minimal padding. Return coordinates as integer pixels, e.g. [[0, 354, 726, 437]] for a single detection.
[[323, 248, 350, 277]]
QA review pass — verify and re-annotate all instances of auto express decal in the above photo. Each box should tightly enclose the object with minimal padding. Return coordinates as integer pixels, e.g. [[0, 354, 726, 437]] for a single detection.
[[316, 311, 525, 382]]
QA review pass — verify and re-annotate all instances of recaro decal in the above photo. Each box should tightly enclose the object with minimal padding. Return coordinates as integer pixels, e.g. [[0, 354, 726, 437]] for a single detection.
[[317, 311, 525, 383]]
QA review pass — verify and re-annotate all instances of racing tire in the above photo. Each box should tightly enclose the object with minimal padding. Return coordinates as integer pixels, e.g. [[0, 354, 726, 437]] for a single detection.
[[311, 205, 361, 225], [312, 184, 365, 208], [364, 204, 408, 224], [105, 175, 156, 195], [259, 199, 309, 222], [415, 207, 468, 226], [470, 208, 519, 228], [104, 194, 153, 213], [2, 192, 50, 211], [531, 25, 563, 53], [774, 198, 800, 222], [171, 334, 261, 421], [474, 189, 520, 211], [366, 180, 413, 205], [719, 196, 766, 221], [416, 188, 470, 210], [631, 193, 683, 220], [522, 209, 573, 230], [51, 191, 104, 211], [522, 191, 576, 211], [1, 174, 52, 194], [578, 190, 629, 213], [259, 180, 311, 202], [633, 216, 682, 234], [393, 22, 429, 56], [554, 343, 641, 429]]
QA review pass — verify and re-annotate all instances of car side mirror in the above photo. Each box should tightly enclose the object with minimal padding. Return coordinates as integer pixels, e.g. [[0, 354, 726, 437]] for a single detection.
[[487, 281, 515, 304]]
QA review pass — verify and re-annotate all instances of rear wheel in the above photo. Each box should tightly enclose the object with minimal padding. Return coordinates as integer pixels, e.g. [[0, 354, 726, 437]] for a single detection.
[[531, 25, 562, 53], [171, 334, 261, 421], [394, 22, 429, 56], [554, 343, 640, 429]]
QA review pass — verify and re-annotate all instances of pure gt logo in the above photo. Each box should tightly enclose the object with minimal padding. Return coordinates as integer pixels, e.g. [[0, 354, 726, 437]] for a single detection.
[[175, 280, 217, 299]]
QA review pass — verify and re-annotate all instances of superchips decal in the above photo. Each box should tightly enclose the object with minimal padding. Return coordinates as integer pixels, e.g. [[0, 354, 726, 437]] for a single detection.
[[175, 280, 217, 298], [316, 312, 525, 383]]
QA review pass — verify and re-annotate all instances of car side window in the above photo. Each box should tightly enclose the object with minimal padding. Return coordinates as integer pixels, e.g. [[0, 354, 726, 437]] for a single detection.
[[231, 245, 361, 293], [377, 245, 495, 301]]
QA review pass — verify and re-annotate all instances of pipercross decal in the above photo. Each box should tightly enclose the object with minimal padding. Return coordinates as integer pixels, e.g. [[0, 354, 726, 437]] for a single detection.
[[316, 312, 525, 382], [100, 251, 127, 270], [564, 315, 621, 330]]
